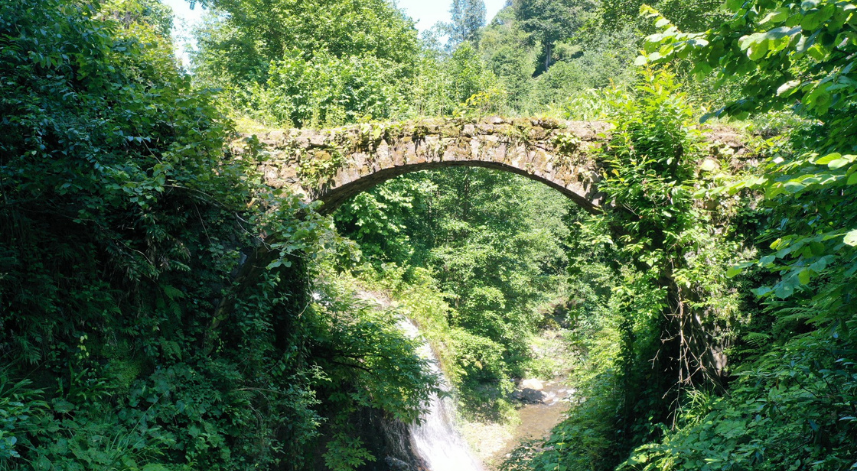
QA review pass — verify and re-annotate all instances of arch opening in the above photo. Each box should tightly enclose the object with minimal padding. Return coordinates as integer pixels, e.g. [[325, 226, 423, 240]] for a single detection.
[[317, 160, 601, 214]]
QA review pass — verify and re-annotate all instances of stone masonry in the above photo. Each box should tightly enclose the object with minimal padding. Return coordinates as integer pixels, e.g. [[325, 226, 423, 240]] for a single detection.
[[244, 116, 746, 214]]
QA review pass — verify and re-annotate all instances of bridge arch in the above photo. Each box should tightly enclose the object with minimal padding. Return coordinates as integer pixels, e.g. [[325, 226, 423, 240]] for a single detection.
[[251, 118, 612, 214], [248, 117, 746, 214]]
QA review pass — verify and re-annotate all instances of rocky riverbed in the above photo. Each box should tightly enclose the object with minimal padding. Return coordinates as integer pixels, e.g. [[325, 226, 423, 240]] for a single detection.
[[461, 377, 573, 470]]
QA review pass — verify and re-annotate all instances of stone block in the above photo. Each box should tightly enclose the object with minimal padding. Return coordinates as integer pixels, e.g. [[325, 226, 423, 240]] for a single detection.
[[309, 132, 326, 146], [492, 143, 507, 162], [476, 124, 495, 134]]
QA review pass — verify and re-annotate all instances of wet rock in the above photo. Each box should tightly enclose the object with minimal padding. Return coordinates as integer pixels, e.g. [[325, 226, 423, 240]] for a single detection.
[[385, 456, 413, 470], [513, 379, 548, 404], [516, 388, 547, 404], [520, 378, 544, 390]]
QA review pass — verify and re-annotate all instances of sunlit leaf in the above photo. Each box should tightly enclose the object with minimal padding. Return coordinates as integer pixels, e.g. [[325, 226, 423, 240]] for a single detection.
[[816, 153, 842, 164], [777, 80, 802, 96]]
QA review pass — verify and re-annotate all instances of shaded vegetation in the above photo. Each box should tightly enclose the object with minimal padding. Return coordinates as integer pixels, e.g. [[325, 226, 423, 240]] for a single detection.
[[0, 0, 436, 469], [2, 0, 856, 469]]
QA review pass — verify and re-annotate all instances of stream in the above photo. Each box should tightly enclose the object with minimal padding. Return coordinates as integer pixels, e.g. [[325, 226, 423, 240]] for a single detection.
[[398, 318, 571, 471], [398, 319, 485, 471]]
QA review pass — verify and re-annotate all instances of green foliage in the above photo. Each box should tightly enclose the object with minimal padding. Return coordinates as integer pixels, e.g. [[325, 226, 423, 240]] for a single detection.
[[300, 275, 440, 469], [349, 264, 463, 383], [191, 0, 418, 86], [0, 379, 47, 462], [479, 11, 538, 111], [512, 0, 593, 73], [475, 0, 650, 114], [17, 0, 854, 468], [336, 168, 573, 419], [620, 332, 857, 470], [641, 0, 857, 352], [639, 0, 857, 121], [601, 0, 725, 32], [406, 46, 462, 118], [450, 0, 487, 45], [0, 0, 439, 469], [500, 199, 619, 471], [247, 51, 405, 127], [334, 176, 436, 265], [448, 43, 502, 109], [524, 26, 638, 113], [510, 69, 747, 471], [306, 279, 439, 425], [421, 169, 571, 384], [189, 0, 421, 129], [612, 1, 857, 469], [600, 70, 698, 238], [323, 434, 375, 471]]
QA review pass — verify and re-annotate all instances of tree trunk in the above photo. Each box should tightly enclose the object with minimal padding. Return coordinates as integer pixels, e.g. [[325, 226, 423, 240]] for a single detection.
[[544, 43, 553, 72]]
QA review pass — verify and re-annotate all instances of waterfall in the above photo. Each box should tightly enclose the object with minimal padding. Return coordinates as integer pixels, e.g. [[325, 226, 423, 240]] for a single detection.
[[398, 319, 484, 471]]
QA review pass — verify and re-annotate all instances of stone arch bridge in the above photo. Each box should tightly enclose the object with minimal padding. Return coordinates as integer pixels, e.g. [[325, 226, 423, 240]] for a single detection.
[[212, 117, 748, 368], [245, 117, 745, 214]]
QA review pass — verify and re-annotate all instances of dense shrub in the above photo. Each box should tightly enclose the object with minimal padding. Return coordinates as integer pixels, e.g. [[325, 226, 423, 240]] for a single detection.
[[247, 52, 406, 128], [0, 0, 436, 469]]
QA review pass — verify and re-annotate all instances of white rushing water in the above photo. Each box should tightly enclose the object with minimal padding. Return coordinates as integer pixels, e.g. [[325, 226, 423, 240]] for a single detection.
[[398, 319, 484, 471]]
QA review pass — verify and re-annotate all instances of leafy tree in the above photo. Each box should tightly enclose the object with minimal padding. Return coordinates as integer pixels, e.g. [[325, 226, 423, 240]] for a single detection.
[[639, 0, 857, 402], [333, 175, 436, 265], [515, 69, 746, 471], [600, 0, 724, 32], [449, 42, 500, 105], [336, 167, 573, 418], [450, 0, 487, 45], [247, 51, 407, 127], [607, 1, 857, 468], [399, 39, 503, 118], [479, 6, 537, 108], [190, 0, 423, 127], [0, 0, 437, 469], [523, 25, 638, 112], [191, 0, 419, 86], [512, 0, 593, 73]]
